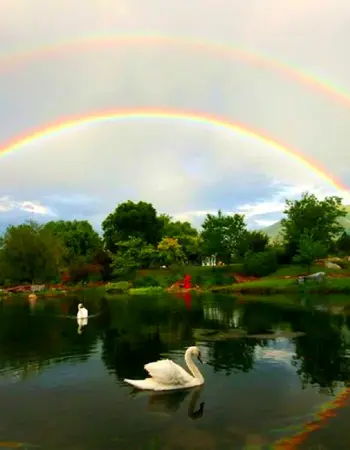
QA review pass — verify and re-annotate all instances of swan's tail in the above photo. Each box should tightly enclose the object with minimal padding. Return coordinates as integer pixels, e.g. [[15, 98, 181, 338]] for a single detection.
[[124, 378, 165, 390]]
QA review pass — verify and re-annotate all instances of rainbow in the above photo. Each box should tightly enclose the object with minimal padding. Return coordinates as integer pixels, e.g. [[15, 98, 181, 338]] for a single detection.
[[1, 34, 350, 108], [273, 385, 350, 449], [0, 108, 346, 192]]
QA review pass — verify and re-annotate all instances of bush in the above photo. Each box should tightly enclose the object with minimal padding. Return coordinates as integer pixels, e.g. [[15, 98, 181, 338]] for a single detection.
[[105, 281, 132, 293], [243, 250, 278, 277], [69, 263, 103, 283], [129, 286, 164, 295], [133, 276, 160, 288], [274, 246, 293, 265]]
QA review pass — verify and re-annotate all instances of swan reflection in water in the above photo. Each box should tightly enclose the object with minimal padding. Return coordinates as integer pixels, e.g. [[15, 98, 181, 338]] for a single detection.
[[130, 386, 204, 420], [77, 317, 88, 334]]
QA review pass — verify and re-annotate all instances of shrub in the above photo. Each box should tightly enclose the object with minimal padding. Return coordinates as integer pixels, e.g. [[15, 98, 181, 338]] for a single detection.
[[105, 281, 132, 293], [243, 250, 278, 277], [129, 286, 164, 295], [274, 246, 293, 265], [133, 275, 160, 288], [69, 263, 103, 283]]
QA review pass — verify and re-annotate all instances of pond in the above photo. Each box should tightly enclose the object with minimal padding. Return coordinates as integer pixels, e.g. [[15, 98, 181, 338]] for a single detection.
[[0, 291, 350, 450]]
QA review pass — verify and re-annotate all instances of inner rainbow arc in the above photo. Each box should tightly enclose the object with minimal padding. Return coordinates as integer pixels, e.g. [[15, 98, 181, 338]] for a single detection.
[[0, 107, 346, 193]]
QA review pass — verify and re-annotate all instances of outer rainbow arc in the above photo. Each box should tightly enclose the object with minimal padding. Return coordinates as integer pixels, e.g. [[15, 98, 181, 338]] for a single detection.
[[1, 34, 350, 108], [0, 108, 345, 192]]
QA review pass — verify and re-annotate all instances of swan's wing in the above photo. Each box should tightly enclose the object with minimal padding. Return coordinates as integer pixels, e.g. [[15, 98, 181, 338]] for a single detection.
[[144, 359, 193, 385]]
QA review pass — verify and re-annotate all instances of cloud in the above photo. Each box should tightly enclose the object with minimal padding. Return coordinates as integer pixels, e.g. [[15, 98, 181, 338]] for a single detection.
[[1, 0, 350, 229], [0, 196, 56, 216], [235, 184, 350, 222]]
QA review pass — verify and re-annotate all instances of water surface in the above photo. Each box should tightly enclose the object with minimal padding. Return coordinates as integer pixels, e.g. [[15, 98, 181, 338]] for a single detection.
[[1, 291, 350, 449]]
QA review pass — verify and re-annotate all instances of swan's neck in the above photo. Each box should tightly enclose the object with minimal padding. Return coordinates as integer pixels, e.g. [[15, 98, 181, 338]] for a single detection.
[[185, 351, 204, 383]]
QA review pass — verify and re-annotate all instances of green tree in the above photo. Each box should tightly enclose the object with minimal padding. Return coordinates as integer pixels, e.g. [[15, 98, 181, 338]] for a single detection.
[[159, 214, 203, 263], [243, 250, 278, 277], [110, 238, 158, 277], [160, 214, 198, 238], [281, 192, 346, 257], [44, 220, 101, 264], [102, 201, 164, 252], [201, 210, 247, 263], [237, 230, 269, 257], [0, 221, 65, 284], [336, 232, 350, 255], [293, 233, 328, 273], [91, 249, 113, 281], [157, 237, 186, 266]]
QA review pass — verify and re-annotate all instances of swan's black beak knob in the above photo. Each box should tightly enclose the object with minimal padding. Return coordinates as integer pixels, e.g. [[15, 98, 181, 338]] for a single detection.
[[197, 353, 203, 364]]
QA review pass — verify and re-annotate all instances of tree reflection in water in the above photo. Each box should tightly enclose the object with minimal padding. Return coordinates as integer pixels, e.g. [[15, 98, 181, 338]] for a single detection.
[[0, 291, 350, 393]]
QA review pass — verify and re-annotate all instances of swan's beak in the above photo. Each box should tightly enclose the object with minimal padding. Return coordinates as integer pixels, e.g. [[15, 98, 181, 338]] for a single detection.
[[197, 353, 203, 364]]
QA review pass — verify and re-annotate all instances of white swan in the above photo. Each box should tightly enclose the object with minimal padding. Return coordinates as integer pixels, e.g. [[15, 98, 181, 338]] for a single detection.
[[124, 346, 204, 391], [77, 303, 88, 319]]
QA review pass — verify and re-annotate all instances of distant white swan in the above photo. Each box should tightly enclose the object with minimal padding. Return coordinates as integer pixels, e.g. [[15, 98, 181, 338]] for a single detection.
[[124, 346, 204, 391], [77, 303, 88, 319]]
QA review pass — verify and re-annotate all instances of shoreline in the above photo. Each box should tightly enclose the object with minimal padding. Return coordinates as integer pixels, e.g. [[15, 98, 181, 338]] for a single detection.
[[3, 270, 350, 298]]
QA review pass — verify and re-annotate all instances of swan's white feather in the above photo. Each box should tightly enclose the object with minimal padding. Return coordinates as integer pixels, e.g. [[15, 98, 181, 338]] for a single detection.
[[144, 359, 193, 385], [124, 346, 204, 391], [77, 307, 88, 319]]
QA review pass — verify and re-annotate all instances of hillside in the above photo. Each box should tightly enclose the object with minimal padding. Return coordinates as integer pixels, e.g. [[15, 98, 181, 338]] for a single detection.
[[263, 205, 350, 239]]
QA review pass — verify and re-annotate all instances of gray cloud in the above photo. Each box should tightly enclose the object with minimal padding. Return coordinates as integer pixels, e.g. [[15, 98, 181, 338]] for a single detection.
[[1, 0, 350, 230]]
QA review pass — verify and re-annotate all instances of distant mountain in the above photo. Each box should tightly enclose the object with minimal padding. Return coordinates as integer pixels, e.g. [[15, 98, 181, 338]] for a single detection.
[[263, 205, 350, 239]]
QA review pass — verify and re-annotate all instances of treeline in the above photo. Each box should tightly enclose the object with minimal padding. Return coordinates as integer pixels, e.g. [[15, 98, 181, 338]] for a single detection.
[[0, 193, 349, 286]]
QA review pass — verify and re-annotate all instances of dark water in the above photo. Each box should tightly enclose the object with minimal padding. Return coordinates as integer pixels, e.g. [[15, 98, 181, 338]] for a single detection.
[[1, 291, 350, 450]]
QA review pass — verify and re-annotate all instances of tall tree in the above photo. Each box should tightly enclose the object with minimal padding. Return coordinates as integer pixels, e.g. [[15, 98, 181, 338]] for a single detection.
[[157, 237, 186, 266], [44, 220, 101, 264], [201, 210, 247, 263], [293, 232, 328, 273], [110, 237, 158, 277], [0, 221, 65, 284], [336, 232, 350, 254], [237, 230, 269, 257], [159, 214, 203, 263], [281, 192, 346, 257], [102, 201, 164, 252]]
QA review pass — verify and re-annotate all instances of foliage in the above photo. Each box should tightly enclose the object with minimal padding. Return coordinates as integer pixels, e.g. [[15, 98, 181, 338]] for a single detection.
[[91, 249, 113, 281], [105, 281, 132, 293], [0, 221, 65, 284], [102, 200, 164, 252], [281, 192, 346, 257], [128, 286, 164, 295], [274, 246, 294, 265], [160, 214, 198, 238], [159, 214, 203, 263], [237, 230, 269, 256], [243, 250, 278, 277], [293, 233, 328, 273], [201, 210, 247, 263], [336, 232, 350, 254], [202, 272, 235, 288], [133, 276, 161, 288], [157, 237, 186, 265], [44, 220, 101, 264], [68, 262, 103, 283], [110, 238, 158, 277]]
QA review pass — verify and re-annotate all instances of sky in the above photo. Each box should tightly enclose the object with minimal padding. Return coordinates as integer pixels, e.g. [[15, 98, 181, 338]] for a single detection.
[[1, 0, 350, 232]]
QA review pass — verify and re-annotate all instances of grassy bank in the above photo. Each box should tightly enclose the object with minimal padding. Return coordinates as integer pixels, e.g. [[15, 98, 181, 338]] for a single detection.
[[211, 276, 350, 295], [4, 263, 350, 298]]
